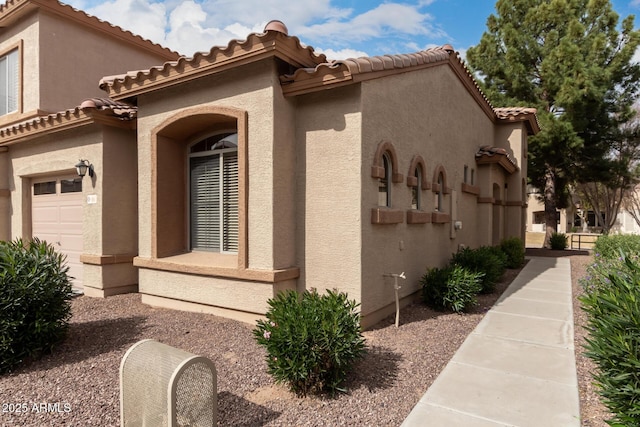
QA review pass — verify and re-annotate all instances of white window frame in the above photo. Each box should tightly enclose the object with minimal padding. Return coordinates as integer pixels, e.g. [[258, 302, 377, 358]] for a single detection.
[[0, 49, 18, 116], [378, 153, 391, 207], [188, 132, 238, 253], [411, 167, 422, 210]]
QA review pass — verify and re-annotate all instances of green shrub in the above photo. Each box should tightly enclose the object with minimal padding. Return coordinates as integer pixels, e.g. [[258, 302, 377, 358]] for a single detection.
[[451, 246, 507, 294], [253, 289, 365, 397], [593, 234, 640, 260], [580, 255, 640, 426], [549, 232, 568, 250], [500, 237, 525, 269], [0, 238, 73, 374], [421, 265, 483, 313]]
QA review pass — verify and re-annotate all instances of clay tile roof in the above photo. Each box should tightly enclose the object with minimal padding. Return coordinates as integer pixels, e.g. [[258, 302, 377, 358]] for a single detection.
[[475, 145, 518, 174], [0, 98, 136, 145], [493, 107, 540, 134], [99, 26, 326, 99], [494, 107, 538, 119], [0, 0, 179, 59], [282, 46, 452, 84], [79, 97, 137, 119]]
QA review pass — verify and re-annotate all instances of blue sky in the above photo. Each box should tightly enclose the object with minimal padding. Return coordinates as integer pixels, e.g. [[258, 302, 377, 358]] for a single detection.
[[63, 0, 640, 60]]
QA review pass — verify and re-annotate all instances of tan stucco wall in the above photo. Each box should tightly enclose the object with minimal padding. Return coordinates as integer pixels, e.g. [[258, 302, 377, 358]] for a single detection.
[[136, 60, 280, 268], [134, 59, 301, 314], [37, 11, 173, 114], [6, 123, 138, 294], [0, 9, 174, 128], [100, 126, 138, 256], [294, 86, 363, 300], [0, 12, 39, 123], [0, 149, 9, 240], [358, 64, 502, 321]]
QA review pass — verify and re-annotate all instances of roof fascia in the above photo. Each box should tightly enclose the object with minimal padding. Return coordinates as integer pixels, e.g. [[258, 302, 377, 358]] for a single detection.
[[281, 60, 451, 97], [0, 109, 131, 146], [104, 32, 322, 102], [497, 115, 540, 135], [0, 0, 38, 27], [0, 0, 178, 60], [476, 155, 518, 174]]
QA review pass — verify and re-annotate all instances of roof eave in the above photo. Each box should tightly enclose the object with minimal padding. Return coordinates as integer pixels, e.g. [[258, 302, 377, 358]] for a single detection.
[[0, 0, 179, 60], [102, 31, 325, 102], [476, 155, 518, 174], [0, 109, 133, 147]]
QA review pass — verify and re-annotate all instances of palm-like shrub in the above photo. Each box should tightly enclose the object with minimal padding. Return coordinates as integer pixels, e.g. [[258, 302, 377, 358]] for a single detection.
[[254, 289, 365, 397], [500, 237, 525, 268], [550, 232, 568, 250], [580, 255, 640, 426], [0, 238, 73, 374], [421, 265, 483, 313], [451, 246, 507, 293]]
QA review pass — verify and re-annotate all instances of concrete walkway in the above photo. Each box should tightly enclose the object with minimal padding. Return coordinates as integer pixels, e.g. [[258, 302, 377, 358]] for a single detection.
[[402, 256, 580, 427]]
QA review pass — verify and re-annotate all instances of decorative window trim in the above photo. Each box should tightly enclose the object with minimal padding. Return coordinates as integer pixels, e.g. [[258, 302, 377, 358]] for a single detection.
[[407, 209, 431, 224], [432, 212, 451, 223], [431, 164, 450, 194], [461, 182, 480, 195], [150, 106, 248, 270], [371, 141, 403, 183], [0, 41, 22, 120], [406, 155, 430, 189], [371, 207, 404, 224]]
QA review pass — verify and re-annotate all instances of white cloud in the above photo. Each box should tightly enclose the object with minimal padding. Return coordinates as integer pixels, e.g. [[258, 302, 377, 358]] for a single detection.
[[82, 0, 167, 45], [65, 0, 450, 58], [299, 3, 444, 44], [314, 47, 369, 60]]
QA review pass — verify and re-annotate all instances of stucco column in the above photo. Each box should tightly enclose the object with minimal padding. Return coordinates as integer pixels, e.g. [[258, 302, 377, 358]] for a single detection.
[[0, 148, 10, 241]]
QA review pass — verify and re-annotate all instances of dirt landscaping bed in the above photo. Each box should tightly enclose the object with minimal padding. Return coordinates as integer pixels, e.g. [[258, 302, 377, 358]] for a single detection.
[[0, 250, 607, 426]]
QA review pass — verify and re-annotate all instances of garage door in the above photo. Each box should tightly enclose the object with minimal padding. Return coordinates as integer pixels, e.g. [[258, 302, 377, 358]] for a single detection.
[[32, 176, 84, 290]]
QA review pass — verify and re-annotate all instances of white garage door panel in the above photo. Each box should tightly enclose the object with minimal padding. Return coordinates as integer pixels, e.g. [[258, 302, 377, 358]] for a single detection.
[[59, 203, 82, 222], [32, 177, 83, 290]]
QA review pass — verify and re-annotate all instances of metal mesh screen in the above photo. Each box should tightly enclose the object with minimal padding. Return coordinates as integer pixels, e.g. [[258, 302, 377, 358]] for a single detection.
[[175, 362, 216, 426], [120, 340, 216, 427]]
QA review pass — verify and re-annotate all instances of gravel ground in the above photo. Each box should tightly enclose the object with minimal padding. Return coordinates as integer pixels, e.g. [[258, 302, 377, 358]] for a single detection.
[[0, 251, 607, 426]]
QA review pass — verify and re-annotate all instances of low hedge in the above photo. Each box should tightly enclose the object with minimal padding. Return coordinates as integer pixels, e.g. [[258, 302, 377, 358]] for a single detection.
[[0, 239, 73, 374]]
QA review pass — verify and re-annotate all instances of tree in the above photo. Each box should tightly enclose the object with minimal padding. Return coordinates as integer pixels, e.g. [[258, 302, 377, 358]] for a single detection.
[[576, 117, 640, 233], [467, 0, 640, 247]]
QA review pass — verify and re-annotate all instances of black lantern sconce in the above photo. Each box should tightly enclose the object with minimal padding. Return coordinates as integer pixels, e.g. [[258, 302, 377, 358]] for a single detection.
[[75, 159, 94, 178]]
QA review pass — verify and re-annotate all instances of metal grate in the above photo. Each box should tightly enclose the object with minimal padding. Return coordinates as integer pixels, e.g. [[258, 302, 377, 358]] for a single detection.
[[120, 339, 217, 427]]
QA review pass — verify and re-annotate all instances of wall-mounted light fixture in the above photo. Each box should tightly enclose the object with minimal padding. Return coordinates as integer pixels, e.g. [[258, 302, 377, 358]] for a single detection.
[[75, 159, 94, 178]]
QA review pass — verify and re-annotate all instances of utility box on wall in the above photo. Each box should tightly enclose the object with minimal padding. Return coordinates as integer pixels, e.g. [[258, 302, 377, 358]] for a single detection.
[[120, 339, 217, 426]]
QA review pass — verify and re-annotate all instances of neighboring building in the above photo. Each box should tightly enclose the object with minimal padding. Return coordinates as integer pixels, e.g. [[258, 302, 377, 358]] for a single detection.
[[0, 0, 179, 290], [0, 4, 539, 327], [526, 191, 640, 236]]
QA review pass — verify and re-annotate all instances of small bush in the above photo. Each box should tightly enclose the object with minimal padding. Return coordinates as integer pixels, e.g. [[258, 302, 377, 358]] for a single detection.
[[253, 289, 365, 397], [580, 255, 640, 426], [593, 234, 640, 260], [0, 238, 73, 374], [500, 237, 525, 269], [549, 232, 568, 250], [421, 265, 483, 313], [451, 246, 507, 294]]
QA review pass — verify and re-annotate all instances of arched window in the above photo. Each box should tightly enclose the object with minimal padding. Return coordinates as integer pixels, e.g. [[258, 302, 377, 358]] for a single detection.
[[435, 172, 444, 212], [411, 166, 422, 210], [189, 132, 238, 253], [378, 153, 391, 207]]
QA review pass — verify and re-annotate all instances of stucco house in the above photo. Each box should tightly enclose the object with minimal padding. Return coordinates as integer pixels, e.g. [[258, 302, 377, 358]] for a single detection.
[[0, 2, 538, 328], [0, 0, 179, 291]]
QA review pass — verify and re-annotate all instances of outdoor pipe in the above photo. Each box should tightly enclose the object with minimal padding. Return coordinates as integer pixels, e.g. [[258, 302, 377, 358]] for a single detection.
[[384, 272, 406, 327]]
